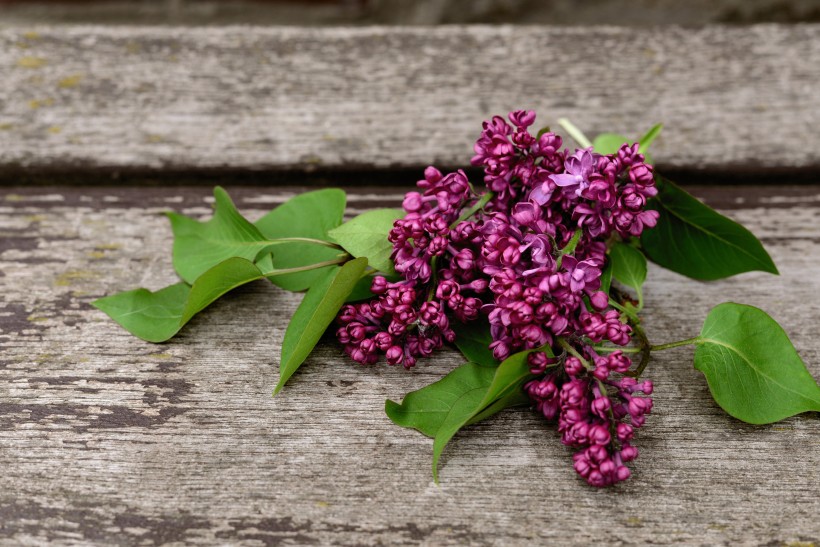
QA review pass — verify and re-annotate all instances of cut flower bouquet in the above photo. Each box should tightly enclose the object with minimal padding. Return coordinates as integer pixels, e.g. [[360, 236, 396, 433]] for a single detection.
[[94, 111, 819, 487]]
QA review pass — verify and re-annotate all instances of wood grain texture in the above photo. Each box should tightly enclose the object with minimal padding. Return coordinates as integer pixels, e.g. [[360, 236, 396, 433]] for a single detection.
[[1, 25, 820, 176], [1, 184, 819, 545]]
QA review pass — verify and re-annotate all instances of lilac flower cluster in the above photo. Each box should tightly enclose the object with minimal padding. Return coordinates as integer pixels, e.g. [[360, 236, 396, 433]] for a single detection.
[[336, 110, 658, 486]]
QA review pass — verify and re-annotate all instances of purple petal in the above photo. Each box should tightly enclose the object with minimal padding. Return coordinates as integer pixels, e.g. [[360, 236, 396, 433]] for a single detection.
[[550, 174, 580, 188]]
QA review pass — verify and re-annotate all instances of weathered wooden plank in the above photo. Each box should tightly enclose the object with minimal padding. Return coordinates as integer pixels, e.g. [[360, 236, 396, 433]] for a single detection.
[[1, 25, 819, 178], [1, 185, 819, 545]]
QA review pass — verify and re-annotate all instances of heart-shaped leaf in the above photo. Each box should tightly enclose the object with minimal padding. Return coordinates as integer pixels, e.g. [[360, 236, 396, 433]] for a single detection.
[[275, 257, 368, 395], [694, 302, 820, 424], [609, 242, 647, 301], [600, 259, 613, 295], [386, 346, 544, 481], [92, 257, 268, 342], [452, 319, 498, 367], [169, 187, 275, 284], [641, 177, 778, 280], [592, 133, 629, 155], [254, 189, 346, 291], [328, 208, 404, 274]]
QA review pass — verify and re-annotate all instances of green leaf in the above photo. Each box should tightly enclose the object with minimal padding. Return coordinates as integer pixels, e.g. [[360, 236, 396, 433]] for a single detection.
[[695, 302, 820, 424], [385, 362, 498, 438], [609, 242, 647, 297], [92, 257, 267, 343], [452, 319, 498, 367], [386, 347, 543, 481], [169, 187, 274, 284], [328, 208, 404, 274], [274, 257, 368, 395], [592, 133, 629, 155], [254, 189, 346, 291], [466, 389, 531, 426], [638, 123, 662, 154], [600, 259, 613, 295], [92, 283, 189, 343], [641, 177, 778, 280]]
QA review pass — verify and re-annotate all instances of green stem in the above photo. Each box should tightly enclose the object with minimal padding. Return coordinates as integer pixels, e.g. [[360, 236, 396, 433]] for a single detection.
[[651, 337, 702, 352], [590, 345, 642, 354], [557, 118, 593, 149], [557, 337, 592, 370], [451, 192, 494, 228], [556, 228, 583, 268], [266, 237, 343, 250], [608, 298, 640, 323], [262, 255, 350, 277]]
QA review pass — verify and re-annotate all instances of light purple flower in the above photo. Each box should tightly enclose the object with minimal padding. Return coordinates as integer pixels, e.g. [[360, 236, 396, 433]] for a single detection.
[[561, 255, 601, 293], [550, 149, 597, 196]]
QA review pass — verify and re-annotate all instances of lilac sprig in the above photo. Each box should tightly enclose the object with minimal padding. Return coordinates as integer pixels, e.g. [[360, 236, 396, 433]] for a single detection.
[[337, 110, 659, 486]]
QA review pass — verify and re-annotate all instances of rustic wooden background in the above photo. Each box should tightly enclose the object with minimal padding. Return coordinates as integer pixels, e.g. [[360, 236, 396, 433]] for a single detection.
[[1, 25, 819, 546]]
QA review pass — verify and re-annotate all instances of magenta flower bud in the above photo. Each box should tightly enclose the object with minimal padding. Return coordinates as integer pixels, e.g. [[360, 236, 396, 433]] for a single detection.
[[599, 459, 616, 476], [608, 351, 632, 373], [402, 191, 424, 213], [527, 352, 547, 375], [436, 279, 460, 300], [620, 445, 639, 462], [453, 248, 476, 271], [386, 345, 404, 366], [616, 423, 634, 442], [588, 424, 611, 446], [347, 322, 367, 343], [466, 279, 489, 292], [512, 201, 542, 226], [349, 347, 368, 364], [627, 396, 653, 418], [336, 327, 351, 344], [394, 305, 417, 325], [616, 466, 631, 482], [459, 297, 482, 321], [428, 236, 448, 256], [638, 380, 654, 395], [620, 186, 646, 211], [419, 165, 443, 188], [359, 338, 377, 355], [373, 331, 393, 351], [591, 396, 612, 419], [338, 304, 358, 324], [519, 324, 547, 345], [420, 301, 448, 329], [490, 339, 511, 361], [522, 287, 544, 306], [629, 163, 654, 186], [388, 320, 407, 337], [451, 221, 479, 243], [508, 109, 536, 128], [564, 356, 584, 377], [370, 277, 389, 295], [561, 379, 587, 407], [589, 291, 609, 311]]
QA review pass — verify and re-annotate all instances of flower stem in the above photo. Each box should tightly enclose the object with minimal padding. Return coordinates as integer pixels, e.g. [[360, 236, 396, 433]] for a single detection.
[[266, 237, 343, 250], [650, 337, 702, 352], [557, 337, 592, 370], [451, 191, 494, 228], [591, 345, 642, 354], [262, 255, 350, 277], [557, 118, 593, 149], [556, 228, 583, 268]]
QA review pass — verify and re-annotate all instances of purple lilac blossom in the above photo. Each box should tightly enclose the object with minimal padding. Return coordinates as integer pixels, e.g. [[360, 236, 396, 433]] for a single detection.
[[336, 110, 658, 486]]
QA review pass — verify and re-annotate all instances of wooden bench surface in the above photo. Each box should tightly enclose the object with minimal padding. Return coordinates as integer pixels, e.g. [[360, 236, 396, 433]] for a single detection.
[[2, 184, 819, 545], [1, 24, 820, 546], [1, 25, 819, 176]]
